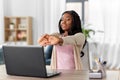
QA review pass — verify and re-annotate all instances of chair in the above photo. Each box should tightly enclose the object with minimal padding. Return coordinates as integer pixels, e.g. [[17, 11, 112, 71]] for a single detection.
[[0, 47, 4, 64], [81, 41, 90, 70], [44, 45, 53, 65]]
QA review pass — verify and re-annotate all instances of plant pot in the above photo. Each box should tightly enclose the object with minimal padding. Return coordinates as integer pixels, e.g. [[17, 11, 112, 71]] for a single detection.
[[9, 24, 14, 29]]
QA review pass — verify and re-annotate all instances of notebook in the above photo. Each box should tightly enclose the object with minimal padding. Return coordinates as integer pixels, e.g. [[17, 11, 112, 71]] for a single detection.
[[3, 45, 61, 78]]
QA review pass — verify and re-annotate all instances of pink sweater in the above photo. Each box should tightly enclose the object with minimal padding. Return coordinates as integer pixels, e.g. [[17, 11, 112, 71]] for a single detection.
[[51, 32, 85, 70], [55, 45, 75, 70]]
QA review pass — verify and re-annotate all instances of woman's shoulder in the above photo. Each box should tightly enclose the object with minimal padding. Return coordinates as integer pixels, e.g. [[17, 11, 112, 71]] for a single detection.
[[75, 32, 85, 36], [74, 32, 85, 40]]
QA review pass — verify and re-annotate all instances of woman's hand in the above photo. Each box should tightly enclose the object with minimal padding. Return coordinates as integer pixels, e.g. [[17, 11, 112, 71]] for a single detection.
[[48, 36, 63, 45], [37, 34, 50, 46], [38, 34, 63, 46]]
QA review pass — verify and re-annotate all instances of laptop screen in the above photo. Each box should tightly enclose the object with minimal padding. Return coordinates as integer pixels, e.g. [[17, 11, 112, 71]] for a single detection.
[[3, 45, 48, 77]]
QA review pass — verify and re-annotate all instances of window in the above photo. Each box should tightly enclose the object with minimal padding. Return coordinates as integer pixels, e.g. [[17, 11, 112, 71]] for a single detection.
[[66, 0, 88, 24], [66, 0, 104, 42]]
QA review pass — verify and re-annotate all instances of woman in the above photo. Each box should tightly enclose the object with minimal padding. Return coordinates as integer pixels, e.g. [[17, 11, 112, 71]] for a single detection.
[[38, 10, 85, 70]]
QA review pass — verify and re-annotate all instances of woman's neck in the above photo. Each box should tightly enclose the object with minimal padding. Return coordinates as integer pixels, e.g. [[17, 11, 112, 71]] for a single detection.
[[63, 31, 68, 36]]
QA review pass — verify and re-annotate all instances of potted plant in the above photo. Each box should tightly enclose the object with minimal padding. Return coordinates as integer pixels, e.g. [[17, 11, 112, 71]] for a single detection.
[[82, 28, 95, 39], [82, 24, 95, 39]]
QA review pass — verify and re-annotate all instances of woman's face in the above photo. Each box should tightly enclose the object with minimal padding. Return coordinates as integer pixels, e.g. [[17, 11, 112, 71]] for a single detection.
[[60, 13, 73, 31]]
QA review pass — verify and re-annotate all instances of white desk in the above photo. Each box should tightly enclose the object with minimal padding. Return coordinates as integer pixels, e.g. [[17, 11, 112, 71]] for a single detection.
[[0, 65, 89, 80]]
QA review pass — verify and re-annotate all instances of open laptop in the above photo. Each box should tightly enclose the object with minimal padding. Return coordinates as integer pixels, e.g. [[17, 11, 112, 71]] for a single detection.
[[3, 45, 61, 78]]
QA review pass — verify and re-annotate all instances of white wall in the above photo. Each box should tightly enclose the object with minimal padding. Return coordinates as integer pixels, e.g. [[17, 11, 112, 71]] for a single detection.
[[4, 0, 36, 16], [4, 0, 65, 45], [0, 0, 4, 44]]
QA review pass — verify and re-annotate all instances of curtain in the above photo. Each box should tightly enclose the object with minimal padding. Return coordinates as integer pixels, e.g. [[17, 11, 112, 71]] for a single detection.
[[0, 0, 4, 45], [36, 0, 65, 35], [88, 0, 120, 69]]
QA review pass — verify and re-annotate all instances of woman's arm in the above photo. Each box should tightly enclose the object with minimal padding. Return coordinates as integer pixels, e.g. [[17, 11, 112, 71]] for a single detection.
[[49, 32, 85, 46], [38, 32, 85, 46], [62, 33, 85, 46]]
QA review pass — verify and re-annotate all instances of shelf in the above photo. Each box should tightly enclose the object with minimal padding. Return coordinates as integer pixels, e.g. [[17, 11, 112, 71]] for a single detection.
[[4, 16, 33, 45]]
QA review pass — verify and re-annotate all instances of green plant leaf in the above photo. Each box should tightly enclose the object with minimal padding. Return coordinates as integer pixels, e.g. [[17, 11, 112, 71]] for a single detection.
[[82, 28, 95, 39]]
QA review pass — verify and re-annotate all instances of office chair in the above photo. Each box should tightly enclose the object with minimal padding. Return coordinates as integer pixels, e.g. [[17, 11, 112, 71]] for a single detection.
[[44, 45, 53, 65], [81, 41, 90, 70]]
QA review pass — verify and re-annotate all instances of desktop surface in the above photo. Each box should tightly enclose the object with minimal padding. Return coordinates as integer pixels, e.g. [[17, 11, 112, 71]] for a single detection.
[[0, 65, 89, 80], [0, 65, 120, 80]]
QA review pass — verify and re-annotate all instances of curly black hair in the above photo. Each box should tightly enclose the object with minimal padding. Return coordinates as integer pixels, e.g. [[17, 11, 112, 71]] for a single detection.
[[58, 10, 82, 35]]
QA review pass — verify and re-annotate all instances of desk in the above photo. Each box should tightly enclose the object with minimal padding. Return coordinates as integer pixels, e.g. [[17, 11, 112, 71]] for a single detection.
[[90, 70, 120, 80], [0, 65, 89, 80]]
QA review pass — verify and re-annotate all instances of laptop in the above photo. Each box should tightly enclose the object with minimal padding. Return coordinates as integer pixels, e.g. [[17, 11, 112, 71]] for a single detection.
[[3, 45, 61, 78]]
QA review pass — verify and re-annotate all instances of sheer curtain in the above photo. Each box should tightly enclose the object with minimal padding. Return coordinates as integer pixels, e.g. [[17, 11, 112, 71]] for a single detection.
[[34, 0, 65, 44], [0, 0, 4, 45], [88, 0, 120, 69]]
